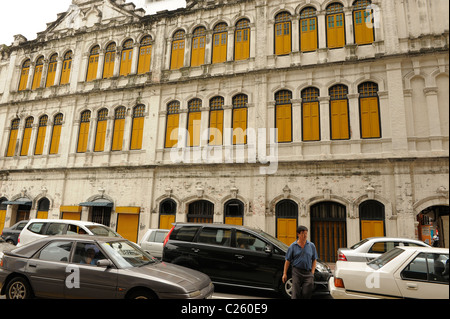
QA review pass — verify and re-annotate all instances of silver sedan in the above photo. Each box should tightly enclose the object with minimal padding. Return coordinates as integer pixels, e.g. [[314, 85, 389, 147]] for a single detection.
[[337, 237, 430, 262], [0, 235, 213, 299]]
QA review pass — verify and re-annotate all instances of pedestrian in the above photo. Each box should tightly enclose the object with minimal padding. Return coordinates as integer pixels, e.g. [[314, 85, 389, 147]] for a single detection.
[[282, 225, 318, 299]]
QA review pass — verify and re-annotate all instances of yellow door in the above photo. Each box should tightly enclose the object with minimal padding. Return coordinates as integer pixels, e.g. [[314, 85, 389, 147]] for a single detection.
[[77, 122, 90, 153], [212, 32, 227, 64], [232, 108, 247, 145], [360, 97, 380, 138], [165, 114, 180, 148], [303, 101, 320, 141], [36, 211, 48, 219], [209, 110, 224, 145], [225, 217, 243, 226], [116, 214, 139, 243], [235, 28, 250, 61], [130, 117, 144, 150], [277, 218, 297, 246], [330, 99, 349, 139], [0, 210, 6, 233], [301, 17, 318, 52], [19, 66, 29, 91], [62, 212, 81, 220], [276, 104, 292, 143], [327, 13, 345, 48], [32, 65, 43, 90], [112, 118, 125, 151], [361, 220, 384, 239], [160, 215, 175, 230], [20, 127, 32, 156], [138, 45, 152, 74], [171, 40, 185, 70], [86, 55, 99, 82], [120, 49, 133, 76], [354, 10, 374, 45], [94, 120, 107, 152], [187, 112, 201, 147]]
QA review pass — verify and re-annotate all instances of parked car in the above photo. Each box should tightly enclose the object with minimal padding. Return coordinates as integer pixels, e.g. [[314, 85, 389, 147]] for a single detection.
[[17, 219, 121, 247], [0, 235, 214, 299], [0, 237, 15, 260], [1, 220, 29, 245], [162, 223, 332, 298], [139, 228, 170, 259], [337, 237, 430, 262], [330, 246, 449, 299]]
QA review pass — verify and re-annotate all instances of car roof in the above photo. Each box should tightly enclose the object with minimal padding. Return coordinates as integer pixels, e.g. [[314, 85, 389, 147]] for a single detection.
[[365, 237, 428, 243], [399, 246, 449, 253], [173, 222, 261, 232], [48, 234, 125, 243], [25, 219, 103, 226]]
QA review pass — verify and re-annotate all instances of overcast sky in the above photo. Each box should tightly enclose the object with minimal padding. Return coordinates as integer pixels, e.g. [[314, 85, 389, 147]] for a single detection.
[[0, 0, 186, 46]]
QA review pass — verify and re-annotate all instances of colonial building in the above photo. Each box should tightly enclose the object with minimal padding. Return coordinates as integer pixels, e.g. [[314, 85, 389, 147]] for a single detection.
[[0, 0, 448, 261]]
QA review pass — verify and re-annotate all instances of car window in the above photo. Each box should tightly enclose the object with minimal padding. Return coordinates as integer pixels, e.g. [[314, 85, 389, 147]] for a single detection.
[[28, 222, 47, 234], [350, 238, 369, 249], [101, 241, 154, 268], [85, 225, 119, 237], [402, 253, 449, 284], [403, 242, 426, 247], [149, 231, 169, 243], [66, 224, 83, 235], [197, 228, 231, 247], [72, 242, 107, 266], [171, 226, 200, 242], [236, 231, 267, 252], [368, 241, 401, 254], [46, 223, 66, 236], [368, 247, 404, 270], [16, 222, 28, 231], [37, 241, 73, 262]]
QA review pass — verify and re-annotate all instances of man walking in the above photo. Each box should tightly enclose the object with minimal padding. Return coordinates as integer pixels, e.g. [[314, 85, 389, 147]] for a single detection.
[[282, 226, 318, 299]]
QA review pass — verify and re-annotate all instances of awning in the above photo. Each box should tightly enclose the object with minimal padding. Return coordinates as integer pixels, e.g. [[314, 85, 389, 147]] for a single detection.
[[2, 199, 32, 206], [79, 201, 113, 208]]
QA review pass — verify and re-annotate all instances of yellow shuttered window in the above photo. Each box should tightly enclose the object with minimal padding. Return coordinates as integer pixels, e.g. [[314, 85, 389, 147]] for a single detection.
[[6, 119, 20, 157], [275, 90, 292, 143], [302, 87, 320, 141], [359, 82, 381, 138], [159, 199, 177, 229], [300, 7, 318, 52], [112, 106, 126, 151], [50, 113, 63, 155], [103, 43, 116, 79], [275, 12, 291, 56], [120, 39, 133, 76], [326, 3, 345, 48], [130, 105, 145, 150], [165, 101, 180, 148], [171, 30, 185, 70], [235, 19, 250, 61], [94, 108, 108, 152], [60, 51, 72, 85], [20, 117, 34, 156], [212, 23, 227, 64], [46, 54, 58, 87], [77, 110, 91, 153], [86, 46, 99, 82], [18, 60, 30, 91], [35, 115, 48, 155], [353, 0, 374, 45], [232, 94, 248, 145], [209, 97, 224, 145], [32, 57, 44, 90], [187, 99, 202, 147], [137, 36, 152, 74], [191, 27, 206, 67], [330, 85, 350, 140]]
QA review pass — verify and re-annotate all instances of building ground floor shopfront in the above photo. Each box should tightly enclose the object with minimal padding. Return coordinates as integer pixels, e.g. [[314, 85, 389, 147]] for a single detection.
[[1, 157, 448, 262]]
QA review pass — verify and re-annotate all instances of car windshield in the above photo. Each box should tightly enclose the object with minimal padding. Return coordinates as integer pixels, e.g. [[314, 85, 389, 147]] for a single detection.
[[367, 247, 404, 270], [350, 238, 369, 249], [255, 229, 289, 251], [86, 225, 120, 237], [101, 240, 155, 268]]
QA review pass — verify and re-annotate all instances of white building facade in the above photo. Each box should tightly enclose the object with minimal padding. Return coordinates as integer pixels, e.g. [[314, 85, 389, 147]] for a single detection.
[[0, 0, 448, 261]]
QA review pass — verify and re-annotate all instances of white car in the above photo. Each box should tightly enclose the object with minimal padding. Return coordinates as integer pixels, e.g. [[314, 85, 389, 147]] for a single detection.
[[330, 246, 449, 299], [139, 228, 169, 259], [17, 219, 121, 246]]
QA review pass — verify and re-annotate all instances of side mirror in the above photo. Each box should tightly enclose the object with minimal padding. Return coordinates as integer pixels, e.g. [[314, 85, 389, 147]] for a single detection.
[[97, 259, 113, 268], [264, 245, 273, 255]]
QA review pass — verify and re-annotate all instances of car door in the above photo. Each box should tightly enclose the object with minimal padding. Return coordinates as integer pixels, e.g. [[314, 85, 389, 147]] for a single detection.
[[26, 240, 74, 298], [64, 241, 118, 299], [395, 252, 449, 299], [141, 230, 168, 258]]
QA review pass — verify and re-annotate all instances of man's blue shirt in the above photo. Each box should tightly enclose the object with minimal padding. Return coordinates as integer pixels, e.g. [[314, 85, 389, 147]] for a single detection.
[[285, 240, 318, 271]]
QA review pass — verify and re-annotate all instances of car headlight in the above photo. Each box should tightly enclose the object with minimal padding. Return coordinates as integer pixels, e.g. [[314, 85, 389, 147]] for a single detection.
[[188, 290, 202, 298]]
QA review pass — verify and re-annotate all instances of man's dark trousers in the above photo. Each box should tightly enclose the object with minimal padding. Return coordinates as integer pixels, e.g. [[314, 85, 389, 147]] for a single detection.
[[292, 267, 314, 299]]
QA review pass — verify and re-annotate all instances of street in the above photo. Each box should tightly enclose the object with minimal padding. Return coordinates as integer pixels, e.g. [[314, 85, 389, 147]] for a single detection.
[[212, 285, 333, 299]]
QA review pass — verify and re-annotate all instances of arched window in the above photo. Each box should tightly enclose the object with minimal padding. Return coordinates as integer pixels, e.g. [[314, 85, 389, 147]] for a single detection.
[[359, 200, 385, 239], [37, 198, 50, 219], [60, 51, 72, 85], [232, 94, 248, 145], [120, 39, 134, 76], [276, 199, 298, 245], [353, 0, 374, 45], [138, 36, 152, 74], [46, 53, 58, 87], [171, 30, 185, 70], [191, 27, 206, 67], [329, 84, 350, 140], [209, 96, 224, 146], [187, 99, 202, 147], [326, 3, 345, 48], [35, 115, 48, 155], [302, 87, 320, 141], [32, 56, 44, 90], [77, 110, 91, 153], [6, 119, 20, 157], [212, 23, 228, 64], [50, 113, 63, 155], [112, 106, 126, 151], [165, 101, 180, 148], [359, 82, 381, 138], [21, 117, 34, 156], [275, 12, 291, 55], [87, 45, 100, 82], [300, 7, 318, 52], [159, 199, 177, 229], [103, 42, 116, 78], [275, 90, 292, 143], [224, 199, 244, 225], [94, 108, 108, 152], [187, 200, 214, 223], [235, 19, 250, 61], [130, 105, 145, 150], [18, 59, 30, 91]]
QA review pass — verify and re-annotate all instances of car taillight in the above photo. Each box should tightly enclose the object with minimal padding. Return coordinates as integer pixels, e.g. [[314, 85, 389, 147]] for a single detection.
[[334, 278, 345, 288], [338, 252, 347, 261], [17, 235, 20, 244], [163, 226, 175, 247]]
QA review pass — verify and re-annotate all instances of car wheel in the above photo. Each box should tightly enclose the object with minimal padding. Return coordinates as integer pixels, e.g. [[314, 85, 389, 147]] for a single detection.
[[127, 289, 156, 299], [280, 277, 293, 299], [6, 277, 32, 299], [6, 239, 15, 245]]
